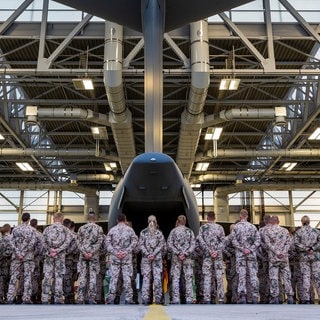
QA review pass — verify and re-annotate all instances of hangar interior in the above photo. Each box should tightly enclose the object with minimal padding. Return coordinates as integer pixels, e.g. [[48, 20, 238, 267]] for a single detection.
[[1, 0, 320, 229]]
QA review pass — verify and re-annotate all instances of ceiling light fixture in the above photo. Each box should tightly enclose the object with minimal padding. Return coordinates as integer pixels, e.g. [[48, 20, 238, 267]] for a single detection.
[[219, 78, 240, 91], [205, 127, 223, 158], [195, 162, 210, 171], [205, 127, 223, 141], [0, 133, 4, 140], [16, 162, 34, 172], [72, 46, 94, 90], [219, 47, 240, 91], [308, 127, 320, 140], [104, 162, 117, 172], [72, 78, 94, 90], [280, 162, 297, 171], [91, 126, 108, 140]]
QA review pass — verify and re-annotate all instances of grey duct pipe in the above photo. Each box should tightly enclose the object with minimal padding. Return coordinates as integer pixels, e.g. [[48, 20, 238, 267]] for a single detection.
[[201, 148, 320, 160], [0, 147, 117, 160], [0, 182, 96, 194], [104, 21, 136, 171], [203, 107, 283, 127], [36, 107, 109, 126], [3, 147, 320, 160], [215, 182, 320, 196], [76, 174, 115, 181], [176, 20, 209, 178]]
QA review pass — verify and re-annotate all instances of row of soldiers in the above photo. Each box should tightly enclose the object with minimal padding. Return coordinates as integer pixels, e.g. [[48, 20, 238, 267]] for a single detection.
[[1, 209, 320, 305]]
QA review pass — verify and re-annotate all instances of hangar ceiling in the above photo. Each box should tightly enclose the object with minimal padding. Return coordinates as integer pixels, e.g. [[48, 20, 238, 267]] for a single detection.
[[0, 0, 320, 195]]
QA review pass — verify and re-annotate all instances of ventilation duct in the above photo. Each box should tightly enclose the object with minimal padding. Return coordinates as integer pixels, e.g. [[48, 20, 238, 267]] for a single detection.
[[176, 20, 209, 179], [104, 21, 136, 172], [204, 107, 281, 127], [36, 107, 110, 126]]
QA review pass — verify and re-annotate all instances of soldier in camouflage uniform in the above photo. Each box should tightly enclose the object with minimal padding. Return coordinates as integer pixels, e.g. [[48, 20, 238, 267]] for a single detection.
[[30, 219, 44, 304], [63, 219, 78, 304], [105, 213, 138, 304], [0, 224, 12, 304], [193, 235, 204, 304], [7, 212, 36, 304], [198, 211, 225, 304], [138, 215, 167, 305], [96, 232, 108, 304], [41, 211, 72, 304], [223, 223, 238, 304], [76, 211, 104, 304], [257, 215, 271, 304], [231, 209, 260, 304], [167, 215, 195, 304], [264, 216, 294, 304], [294, 215, 320, 304]]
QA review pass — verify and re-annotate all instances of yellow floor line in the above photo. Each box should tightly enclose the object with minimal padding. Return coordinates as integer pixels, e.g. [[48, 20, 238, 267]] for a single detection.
[[143, 304, 171, 320]]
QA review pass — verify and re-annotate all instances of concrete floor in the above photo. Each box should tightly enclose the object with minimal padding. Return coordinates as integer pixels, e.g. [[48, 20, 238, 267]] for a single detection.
[[0, 304, 319, 320]]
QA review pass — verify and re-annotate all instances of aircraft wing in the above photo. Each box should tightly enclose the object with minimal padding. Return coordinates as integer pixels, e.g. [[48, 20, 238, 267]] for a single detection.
[[54, 0, 254, 32]]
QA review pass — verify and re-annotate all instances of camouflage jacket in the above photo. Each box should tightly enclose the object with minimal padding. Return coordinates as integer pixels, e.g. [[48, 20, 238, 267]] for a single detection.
[[257, 224, 271, 260], [33, 229, 45, 258], [138, 227, 167, 260], [65, 230, 79, 259], [10, 222, 37, 261], [198, 222, 225, 259], [77, 221, 104, 259], [167, 225, 195, 258], [231, 220, 260, 259], [105, 222, 138, 263], [42, 222, 72, 256], [294, 225, 320, 261], [223, 233, 235, 260], [0, 234, 12, 260], [264, 224, 291, 263]]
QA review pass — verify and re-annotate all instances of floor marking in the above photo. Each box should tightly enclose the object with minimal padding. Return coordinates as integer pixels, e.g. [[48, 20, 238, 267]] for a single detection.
[[143, 304, 171, 320]]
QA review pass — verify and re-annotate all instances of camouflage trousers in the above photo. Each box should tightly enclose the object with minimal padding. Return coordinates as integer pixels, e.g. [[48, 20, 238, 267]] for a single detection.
[[202, 257, 224, 303], [0, 258, 10, 301], [299, 259, 320, 302], [32, 257, 43, 300], [170, 256, 194, 304], [77, 257, 100, 302], [96, 257, 106, 303], [41, 256, 66, 303], [193, 257, 203, 303], [236, 257, 259, 299], [107, 261, 133, 303], [225, 255, 238, 303], [258, 258, 269, 303], [63, 257, 77, 303], [269, 260, 293, 298], [140, 257, 163, 303], [7, 259, 35, 303]]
